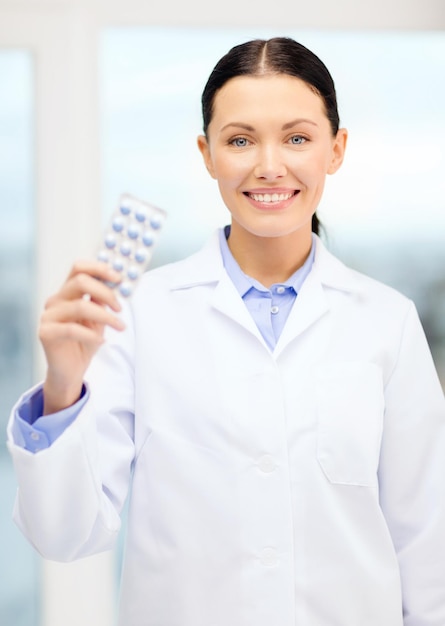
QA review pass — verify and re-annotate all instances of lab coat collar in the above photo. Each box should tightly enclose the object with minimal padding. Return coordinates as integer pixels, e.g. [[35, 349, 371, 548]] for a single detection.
[[311, 234, 365, 294], [169, 230, 226, 290], [169, 231, 262, 344], [168, 230, 364, 354], [169, 229, 364, 296]]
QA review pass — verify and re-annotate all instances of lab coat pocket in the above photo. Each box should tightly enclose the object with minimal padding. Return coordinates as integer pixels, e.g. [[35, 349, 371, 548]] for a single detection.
[[316, 362, 384, 487]]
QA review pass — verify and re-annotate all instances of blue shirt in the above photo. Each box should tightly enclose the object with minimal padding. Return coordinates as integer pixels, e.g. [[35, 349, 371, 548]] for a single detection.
[[14, 227, 315, 452], [219, 226, 314, 350]]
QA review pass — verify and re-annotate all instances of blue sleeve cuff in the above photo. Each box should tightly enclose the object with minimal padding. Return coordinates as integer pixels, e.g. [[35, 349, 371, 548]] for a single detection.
[[13, 384, 90, 453]]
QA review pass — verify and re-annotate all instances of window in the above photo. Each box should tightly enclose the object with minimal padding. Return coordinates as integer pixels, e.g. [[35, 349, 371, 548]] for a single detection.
[[0, 50, 38, 626]]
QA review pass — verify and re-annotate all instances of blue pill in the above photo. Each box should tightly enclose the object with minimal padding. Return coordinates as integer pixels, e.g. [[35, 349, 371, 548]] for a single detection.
[[119, 282, 132, 297], [120, 204, 131, 216], [135, 209, 147, 222], [105, 234, 117, 249], [104, 279, 118, 288], [142, 232, 154, 246], [135, 248, 147, 263], [127, 266, 139, 280], [150, 216, 162, 230], [120, 241, 132, 256], [127, 224, 140, 240], [97, 250, 109, 263], [112, 258, 124, 272], [112, 217, 125, 232]]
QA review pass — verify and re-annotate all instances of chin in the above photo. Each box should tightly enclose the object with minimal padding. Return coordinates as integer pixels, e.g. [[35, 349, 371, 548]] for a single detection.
[[236, 216, 314, 240]]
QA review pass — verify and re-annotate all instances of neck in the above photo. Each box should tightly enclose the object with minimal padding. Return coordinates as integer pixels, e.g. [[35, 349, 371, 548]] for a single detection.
[[227, 223, 313, 288]]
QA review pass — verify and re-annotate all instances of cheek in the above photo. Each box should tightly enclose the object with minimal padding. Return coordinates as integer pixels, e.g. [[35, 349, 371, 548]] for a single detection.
[[212, 154, 251, 187], [291, 150, 331, 185]]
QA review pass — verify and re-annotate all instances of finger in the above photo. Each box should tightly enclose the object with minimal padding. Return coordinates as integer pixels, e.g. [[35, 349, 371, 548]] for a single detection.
[[67, 260, 122, 283], [40, 320, 106, 348], [41, 298, 126, 331], [47, 272, 122, 312], [66, 260, 122, 302]]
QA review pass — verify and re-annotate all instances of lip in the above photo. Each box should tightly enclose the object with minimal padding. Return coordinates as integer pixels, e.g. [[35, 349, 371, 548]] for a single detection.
[[245, 187, 298, 195], [243, 188, 300, 211]]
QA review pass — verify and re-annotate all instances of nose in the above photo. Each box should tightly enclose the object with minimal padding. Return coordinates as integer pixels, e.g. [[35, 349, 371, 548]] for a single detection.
[[253, 145, 287, 180]]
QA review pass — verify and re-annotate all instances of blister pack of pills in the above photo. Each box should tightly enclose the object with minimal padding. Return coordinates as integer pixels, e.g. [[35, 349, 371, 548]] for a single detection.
[[97, 193, 167, 298]]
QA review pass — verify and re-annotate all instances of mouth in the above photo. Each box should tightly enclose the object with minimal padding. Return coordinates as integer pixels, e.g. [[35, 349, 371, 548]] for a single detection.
[[244, 189, 300, 204], [243, 189, 300, 209]]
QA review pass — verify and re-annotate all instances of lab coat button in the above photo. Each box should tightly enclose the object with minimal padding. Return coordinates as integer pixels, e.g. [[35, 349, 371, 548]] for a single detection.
[[30, 432, 40, 441], [260, 547, 278, 566], [258, 455, 276, 473], [276, 286, 285, 294], [271, 305, 279, 314]]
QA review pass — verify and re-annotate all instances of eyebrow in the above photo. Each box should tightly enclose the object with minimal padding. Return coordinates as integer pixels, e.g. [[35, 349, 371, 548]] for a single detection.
[[220, 118, 318, 132], [282, 118, 318, 130]]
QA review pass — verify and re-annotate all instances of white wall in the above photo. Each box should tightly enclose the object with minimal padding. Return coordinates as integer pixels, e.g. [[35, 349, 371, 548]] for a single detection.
[[5, 0, 444, 28], [0, 1, 443, 624]]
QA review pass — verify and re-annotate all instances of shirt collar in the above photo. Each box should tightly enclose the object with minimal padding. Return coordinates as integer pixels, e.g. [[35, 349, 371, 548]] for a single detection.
[[218, 225, 316, 297], [167, 229, 363, 296]]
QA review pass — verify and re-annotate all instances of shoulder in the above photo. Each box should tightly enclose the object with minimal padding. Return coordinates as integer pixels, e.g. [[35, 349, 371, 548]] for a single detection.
[[314, 236, 410, 301], [312, 236, 415, 323]]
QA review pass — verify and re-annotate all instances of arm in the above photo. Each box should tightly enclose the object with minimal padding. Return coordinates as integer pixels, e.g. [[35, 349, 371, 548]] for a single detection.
[[7, 262, 135, 561], [378, 302, 445, 625], [10, 384, 88, 452]]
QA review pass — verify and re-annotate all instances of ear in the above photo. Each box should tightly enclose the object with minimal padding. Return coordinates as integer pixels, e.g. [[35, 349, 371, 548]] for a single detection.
[[197, 135, 216, 179], [327, 128, 348, 175]]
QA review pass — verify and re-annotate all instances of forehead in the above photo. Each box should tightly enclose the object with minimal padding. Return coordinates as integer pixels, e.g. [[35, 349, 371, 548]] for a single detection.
[[211, 74, 327, 128]]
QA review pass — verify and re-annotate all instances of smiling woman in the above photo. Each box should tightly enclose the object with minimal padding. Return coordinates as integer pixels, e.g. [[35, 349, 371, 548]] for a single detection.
[[100, 30, 445, 279], [7, 35, 445, 626], [197, 73, 347, 285], [195, 38, 348, 287]]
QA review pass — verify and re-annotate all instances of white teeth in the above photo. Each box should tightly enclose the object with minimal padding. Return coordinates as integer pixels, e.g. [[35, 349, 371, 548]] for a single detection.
[[249, 192, 294, 203]]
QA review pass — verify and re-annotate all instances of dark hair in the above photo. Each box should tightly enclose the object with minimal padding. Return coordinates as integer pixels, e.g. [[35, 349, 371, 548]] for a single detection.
[[201, 37, 341, 236]]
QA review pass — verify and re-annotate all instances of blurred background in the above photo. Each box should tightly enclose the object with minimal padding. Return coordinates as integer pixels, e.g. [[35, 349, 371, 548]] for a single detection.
[[1, 1, 444, 624]]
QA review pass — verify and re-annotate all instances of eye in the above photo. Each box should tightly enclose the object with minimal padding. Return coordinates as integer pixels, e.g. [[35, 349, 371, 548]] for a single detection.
[[229, 136, 250, 148], [289, 135, 307, 145]]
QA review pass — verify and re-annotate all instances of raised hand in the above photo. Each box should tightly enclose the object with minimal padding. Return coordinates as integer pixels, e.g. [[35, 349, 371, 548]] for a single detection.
[[39, 261, 126, 415]]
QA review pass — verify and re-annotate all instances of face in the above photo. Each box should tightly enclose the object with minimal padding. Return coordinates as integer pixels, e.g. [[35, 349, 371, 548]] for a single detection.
[[198, 74, 347, 244]]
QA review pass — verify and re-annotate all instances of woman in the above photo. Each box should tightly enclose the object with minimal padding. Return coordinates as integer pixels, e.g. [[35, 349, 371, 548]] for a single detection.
[[7, 37, 445, 625]]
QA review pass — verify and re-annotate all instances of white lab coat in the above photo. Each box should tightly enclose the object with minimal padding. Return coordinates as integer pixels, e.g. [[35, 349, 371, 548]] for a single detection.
[[7, 232, 445, 626]]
